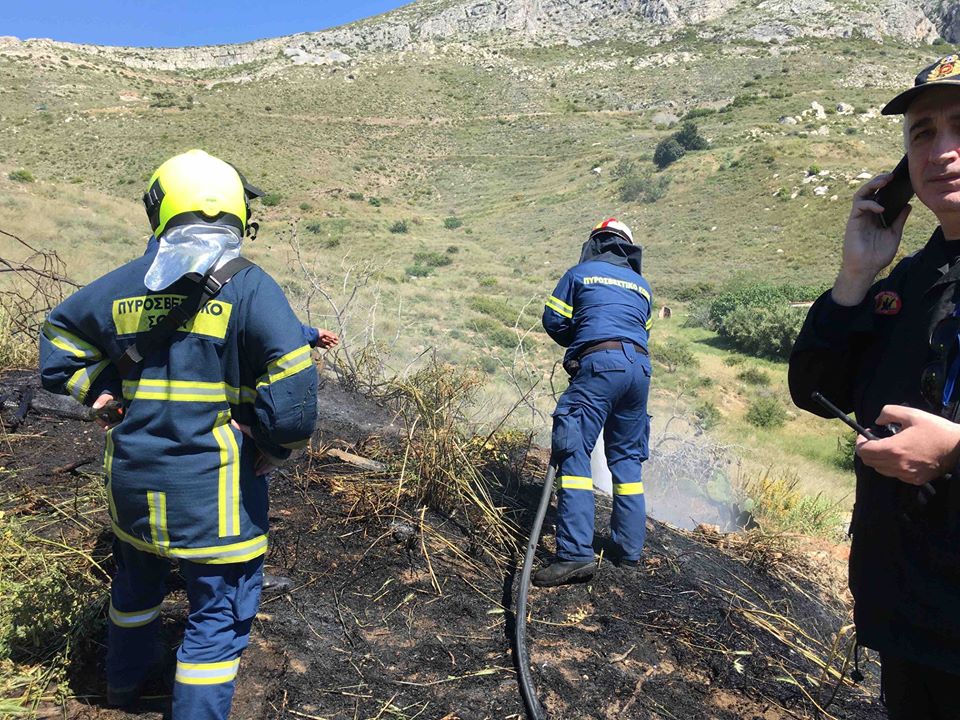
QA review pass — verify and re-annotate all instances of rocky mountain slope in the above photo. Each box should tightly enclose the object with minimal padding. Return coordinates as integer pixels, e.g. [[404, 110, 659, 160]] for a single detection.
[[1, 0, 956, 72]]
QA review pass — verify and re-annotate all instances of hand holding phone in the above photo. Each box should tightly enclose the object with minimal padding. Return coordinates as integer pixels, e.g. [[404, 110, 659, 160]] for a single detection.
[[871, 155, 914, 229]]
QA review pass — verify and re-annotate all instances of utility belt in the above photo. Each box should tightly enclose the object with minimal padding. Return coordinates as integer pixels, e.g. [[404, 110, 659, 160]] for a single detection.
[[562, 340, 647, 378]]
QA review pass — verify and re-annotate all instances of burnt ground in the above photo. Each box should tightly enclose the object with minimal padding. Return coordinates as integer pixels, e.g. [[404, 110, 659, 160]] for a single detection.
[[1, 375, 886, 720]]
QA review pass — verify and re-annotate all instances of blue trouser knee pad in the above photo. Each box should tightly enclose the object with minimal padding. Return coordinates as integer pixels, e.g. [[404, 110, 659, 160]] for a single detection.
[[551, 345, 651, 562], [107, 539, 264, 720]]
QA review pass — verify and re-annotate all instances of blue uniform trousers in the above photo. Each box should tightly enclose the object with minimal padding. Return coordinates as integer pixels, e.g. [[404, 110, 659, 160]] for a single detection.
[[107, 538, 264, 719], [551, 343, 651, 562]]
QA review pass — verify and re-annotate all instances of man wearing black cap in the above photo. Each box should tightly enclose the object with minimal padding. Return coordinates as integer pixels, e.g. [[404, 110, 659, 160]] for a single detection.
[[790, 54, 960, 718]]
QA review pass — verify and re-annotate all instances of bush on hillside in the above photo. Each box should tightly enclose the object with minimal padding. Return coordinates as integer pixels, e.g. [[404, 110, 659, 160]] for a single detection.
[[736, 367, 771, 386], [390, 220, 409, 234], [675, 121, 709, 151], [654, 138, 686, 169], [650, 339, 698, 373], [706, 281, 822, 330], [413, 250, 451, 267], [620, 173, 670, 203], [720, 305, 804, 359], [8, 169, 34, 183], [443, 216, 463, 230], [261, 193, 282, 207], [746, 394, 787, 429]]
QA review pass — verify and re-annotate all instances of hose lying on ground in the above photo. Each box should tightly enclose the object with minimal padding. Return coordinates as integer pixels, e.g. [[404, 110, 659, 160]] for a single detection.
[[515, 464, 556, 720]]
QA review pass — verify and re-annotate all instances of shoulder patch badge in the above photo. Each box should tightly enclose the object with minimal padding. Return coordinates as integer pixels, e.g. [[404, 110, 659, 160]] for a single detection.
[[874, 290, 902, 315]]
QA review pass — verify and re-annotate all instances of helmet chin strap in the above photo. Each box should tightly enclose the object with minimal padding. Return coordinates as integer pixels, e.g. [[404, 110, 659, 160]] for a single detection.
[[246, 221, 260, 241]]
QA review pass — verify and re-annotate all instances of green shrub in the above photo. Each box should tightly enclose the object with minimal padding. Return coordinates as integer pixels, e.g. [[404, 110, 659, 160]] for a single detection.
[[390, 220, 409, 234], [298, 202, 313, 211], [832, 432, 857, 471], [305, 221, 323, 234], [468, 296, 521, 326], [446, 245, 460, 254], [694, 401, 721, 431], [261, 193, 282, 207], [707, 281, 822, 330], [619, 173, 670, 203], [720, 305, 804, 359], [8, 169, 34, 183], [347, 192, 364, 201], [675, 121, 708, 151], [736, 367, 771, 386], [653, 137, 685, 169], [612, 158, 636, 179], [746, 394, 787, 428], [684, 108, 715, 120], [413, 250, 451, 267], [368, 197, 382, 207], [443, 216, 463, 230], [471, 316, 521, 349], [406, 265, 433, 277], [650, 339, 698, 373]]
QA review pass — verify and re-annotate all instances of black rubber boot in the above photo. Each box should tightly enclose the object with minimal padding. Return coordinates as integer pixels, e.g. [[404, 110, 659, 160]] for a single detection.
[[532, 560, 595, 587]]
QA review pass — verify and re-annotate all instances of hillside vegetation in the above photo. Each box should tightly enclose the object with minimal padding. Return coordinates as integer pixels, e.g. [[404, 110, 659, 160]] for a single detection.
[[0, 8, 954, 508]]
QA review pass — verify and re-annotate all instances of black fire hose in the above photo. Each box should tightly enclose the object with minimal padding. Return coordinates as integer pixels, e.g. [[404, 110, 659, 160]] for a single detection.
[[515, 464, 556, 720]]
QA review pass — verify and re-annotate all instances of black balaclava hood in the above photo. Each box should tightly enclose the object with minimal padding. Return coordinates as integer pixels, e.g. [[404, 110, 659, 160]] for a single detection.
[[579, 233, 643, 275]]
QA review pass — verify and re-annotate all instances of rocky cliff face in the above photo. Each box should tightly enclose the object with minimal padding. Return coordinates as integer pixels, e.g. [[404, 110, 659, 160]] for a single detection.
[[1, 0, 955, 72], [922, 0, 960, 42]]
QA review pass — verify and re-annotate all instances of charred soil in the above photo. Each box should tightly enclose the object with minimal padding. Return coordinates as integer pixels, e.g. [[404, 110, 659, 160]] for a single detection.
[[0, 377, 885, 720]]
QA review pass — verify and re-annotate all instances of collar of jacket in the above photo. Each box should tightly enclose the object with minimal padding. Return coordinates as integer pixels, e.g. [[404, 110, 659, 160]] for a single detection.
[[578, 236, 643, 275], [922, 227, 960, 292]]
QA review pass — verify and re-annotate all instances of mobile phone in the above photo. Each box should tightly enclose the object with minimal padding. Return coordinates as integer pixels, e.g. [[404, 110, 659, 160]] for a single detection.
[[872, 155, 914, 229]]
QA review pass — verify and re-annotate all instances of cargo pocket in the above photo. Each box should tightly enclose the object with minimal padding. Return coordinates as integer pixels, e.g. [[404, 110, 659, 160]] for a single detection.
[[551, 406, 582, 461], [639, 413, 652, 462]]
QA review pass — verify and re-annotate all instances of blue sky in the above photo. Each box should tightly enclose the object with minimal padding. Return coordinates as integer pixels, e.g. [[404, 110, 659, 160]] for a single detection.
[[1, 1, 413, 48]]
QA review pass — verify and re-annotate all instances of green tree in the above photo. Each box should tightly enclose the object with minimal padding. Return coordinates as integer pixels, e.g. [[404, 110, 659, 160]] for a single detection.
[[653, 138, 685, 169]]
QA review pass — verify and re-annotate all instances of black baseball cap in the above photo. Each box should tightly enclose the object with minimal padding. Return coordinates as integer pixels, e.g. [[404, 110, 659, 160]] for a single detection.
[[883, 53, 960, 115]]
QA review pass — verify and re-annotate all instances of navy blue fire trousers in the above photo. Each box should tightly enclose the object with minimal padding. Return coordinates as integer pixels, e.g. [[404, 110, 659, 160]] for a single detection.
[[551, 342, 651, 562]]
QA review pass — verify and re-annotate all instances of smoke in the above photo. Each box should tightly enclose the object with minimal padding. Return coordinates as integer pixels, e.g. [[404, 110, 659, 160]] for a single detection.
[[592, 427, 737, 531]]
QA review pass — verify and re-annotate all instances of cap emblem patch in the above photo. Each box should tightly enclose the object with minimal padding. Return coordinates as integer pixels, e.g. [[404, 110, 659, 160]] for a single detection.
[[927, 55, 960, 82]]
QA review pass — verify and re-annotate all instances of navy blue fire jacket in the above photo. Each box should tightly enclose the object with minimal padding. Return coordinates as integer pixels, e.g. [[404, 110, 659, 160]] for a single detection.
[[543, 235, 652, 361], [39, 252, 318, 564]]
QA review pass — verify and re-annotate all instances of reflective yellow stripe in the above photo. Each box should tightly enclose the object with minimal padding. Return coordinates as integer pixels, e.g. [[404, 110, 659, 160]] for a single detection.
[[613, 482, 644, 496], [257, 345, 313, 388], [645, 317, 653, 331], [112, 524, 268, 564], [175, 658, 241, 686], [545, 297, 573, 319], [147, 491, 169, 547], [123, 379, 229, 403], [109, 601, 161, 628], [560, 475, 593, 491], [225, 384, 257, 405], [65, 359, 110, 403], [214, 411, 241, 538], [104, 429, 118, 522], [42, 322, 102, 360]]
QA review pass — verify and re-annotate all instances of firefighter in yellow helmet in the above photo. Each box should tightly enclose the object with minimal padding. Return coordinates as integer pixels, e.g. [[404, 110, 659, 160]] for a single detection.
[[41, 149, 318, 718]]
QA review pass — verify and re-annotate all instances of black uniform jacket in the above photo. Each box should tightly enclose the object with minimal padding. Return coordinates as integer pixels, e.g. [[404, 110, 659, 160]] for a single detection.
[[789, 227, 960, 673]]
